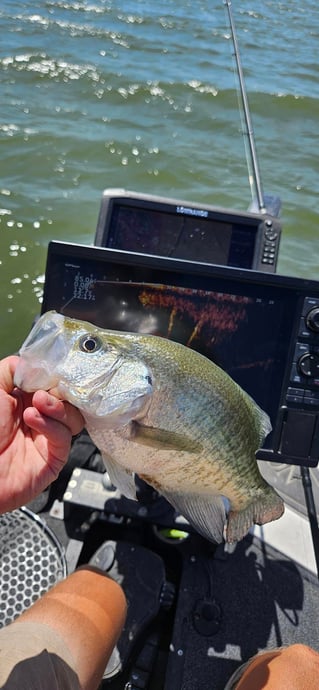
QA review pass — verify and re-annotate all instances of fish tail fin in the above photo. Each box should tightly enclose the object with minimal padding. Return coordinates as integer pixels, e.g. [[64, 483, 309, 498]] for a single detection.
[[226, 487, 284, 543]]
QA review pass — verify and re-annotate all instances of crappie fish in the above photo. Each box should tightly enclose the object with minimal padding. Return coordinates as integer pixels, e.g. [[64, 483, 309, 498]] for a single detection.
[[14, 310, 284, 543]]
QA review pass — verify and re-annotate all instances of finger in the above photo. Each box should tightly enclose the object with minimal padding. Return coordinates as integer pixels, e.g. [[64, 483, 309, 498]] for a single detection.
[[0, 356, 20, 393], [23, 406, 73, 466], [31, 390, 84, 436]]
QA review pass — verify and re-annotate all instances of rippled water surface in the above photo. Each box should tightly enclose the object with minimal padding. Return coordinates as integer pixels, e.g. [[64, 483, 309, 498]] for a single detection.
[[0, 0, 318, 357]]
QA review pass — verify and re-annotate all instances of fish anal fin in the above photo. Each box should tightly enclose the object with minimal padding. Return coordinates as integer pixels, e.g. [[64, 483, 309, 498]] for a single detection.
[[226, 488, 284, 543], [132, 421, 202, 453], [160, 489, 226, 544], [101, 452, 137, 500]]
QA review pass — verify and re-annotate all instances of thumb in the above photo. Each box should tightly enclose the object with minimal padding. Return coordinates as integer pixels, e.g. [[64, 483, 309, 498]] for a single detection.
[[0, 356, 20, 393]]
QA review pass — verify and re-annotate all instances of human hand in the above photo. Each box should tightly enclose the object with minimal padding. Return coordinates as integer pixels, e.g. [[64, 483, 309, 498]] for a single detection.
[[0, 355, 84, 514]]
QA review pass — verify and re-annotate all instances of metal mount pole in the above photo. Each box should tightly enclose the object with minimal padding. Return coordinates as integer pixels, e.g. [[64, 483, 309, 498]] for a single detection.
[[223, 0, 266, 213]]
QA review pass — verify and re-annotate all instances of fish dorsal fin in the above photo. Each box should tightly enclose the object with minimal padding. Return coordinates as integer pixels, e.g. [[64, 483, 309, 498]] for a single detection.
[[132, 421, 202, 453], [159, 489, 226, 544], [101, 452, 137, 500], [243, 390, 272, 445], [258, 405, 272, 445]]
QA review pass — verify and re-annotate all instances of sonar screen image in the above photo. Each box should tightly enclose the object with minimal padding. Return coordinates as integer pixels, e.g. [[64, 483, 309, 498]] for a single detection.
[[52, 260, 287, 426]]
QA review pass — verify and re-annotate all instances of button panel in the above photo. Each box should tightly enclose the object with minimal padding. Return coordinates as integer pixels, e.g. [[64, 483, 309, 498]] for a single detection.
[[288, 296, 319, 409], [260, 218, 281, 267]]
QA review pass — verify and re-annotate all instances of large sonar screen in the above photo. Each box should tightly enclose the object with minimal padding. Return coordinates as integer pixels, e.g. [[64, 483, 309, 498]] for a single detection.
[[42, 242, 319, 466]]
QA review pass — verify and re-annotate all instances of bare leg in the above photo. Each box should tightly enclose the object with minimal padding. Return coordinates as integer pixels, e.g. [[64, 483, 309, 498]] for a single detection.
[[12, 565, 127, 690], [233, 644, 319, 690]]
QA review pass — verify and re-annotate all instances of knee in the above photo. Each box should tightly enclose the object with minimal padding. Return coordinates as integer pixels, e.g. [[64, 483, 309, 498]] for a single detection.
[[234, 644, 319, 690], [281, 643, 319, 662]]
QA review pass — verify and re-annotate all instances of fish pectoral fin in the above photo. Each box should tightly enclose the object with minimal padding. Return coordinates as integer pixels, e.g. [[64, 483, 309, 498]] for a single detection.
[[160, 490, 226, 544], [101, 452, 137, 500], [131, 421, 202, 452]]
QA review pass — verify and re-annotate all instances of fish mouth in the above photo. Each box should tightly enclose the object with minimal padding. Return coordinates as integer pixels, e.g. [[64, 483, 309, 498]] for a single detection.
[[14, 357, 59, 392], [14, 311, 68, 392]]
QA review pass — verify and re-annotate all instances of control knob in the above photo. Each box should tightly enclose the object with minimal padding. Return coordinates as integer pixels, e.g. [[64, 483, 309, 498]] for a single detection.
[[298, 353, 319, 378], [306, 307, 319, 333], [264, 220, 278, 241]]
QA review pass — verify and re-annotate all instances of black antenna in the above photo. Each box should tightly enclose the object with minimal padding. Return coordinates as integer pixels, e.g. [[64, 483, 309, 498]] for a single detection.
[[224, 0, 266, 213]]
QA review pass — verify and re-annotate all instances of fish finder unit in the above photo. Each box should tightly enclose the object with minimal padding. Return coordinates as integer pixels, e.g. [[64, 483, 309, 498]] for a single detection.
[[42, 241, 319, 468], [94, 189, 281, 272]]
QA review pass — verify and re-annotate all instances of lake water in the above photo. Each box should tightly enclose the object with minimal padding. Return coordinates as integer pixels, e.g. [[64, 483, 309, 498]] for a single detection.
[[0, 0, 318, 357]]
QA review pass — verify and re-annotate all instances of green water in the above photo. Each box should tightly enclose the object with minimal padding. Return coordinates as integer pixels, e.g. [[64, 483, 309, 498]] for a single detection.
[[1, 0, 318, 358]]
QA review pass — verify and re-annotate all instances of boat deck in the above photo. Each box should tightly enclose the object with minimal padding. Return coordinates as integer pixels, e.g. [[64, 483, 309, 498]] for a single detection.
[[9, 433, 317, 690]]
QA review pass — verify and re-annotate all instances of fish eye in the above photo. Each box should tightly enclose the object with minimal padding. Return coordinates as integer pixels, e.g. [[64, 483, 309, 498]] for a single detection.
[[79, 334, 102, 353]]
